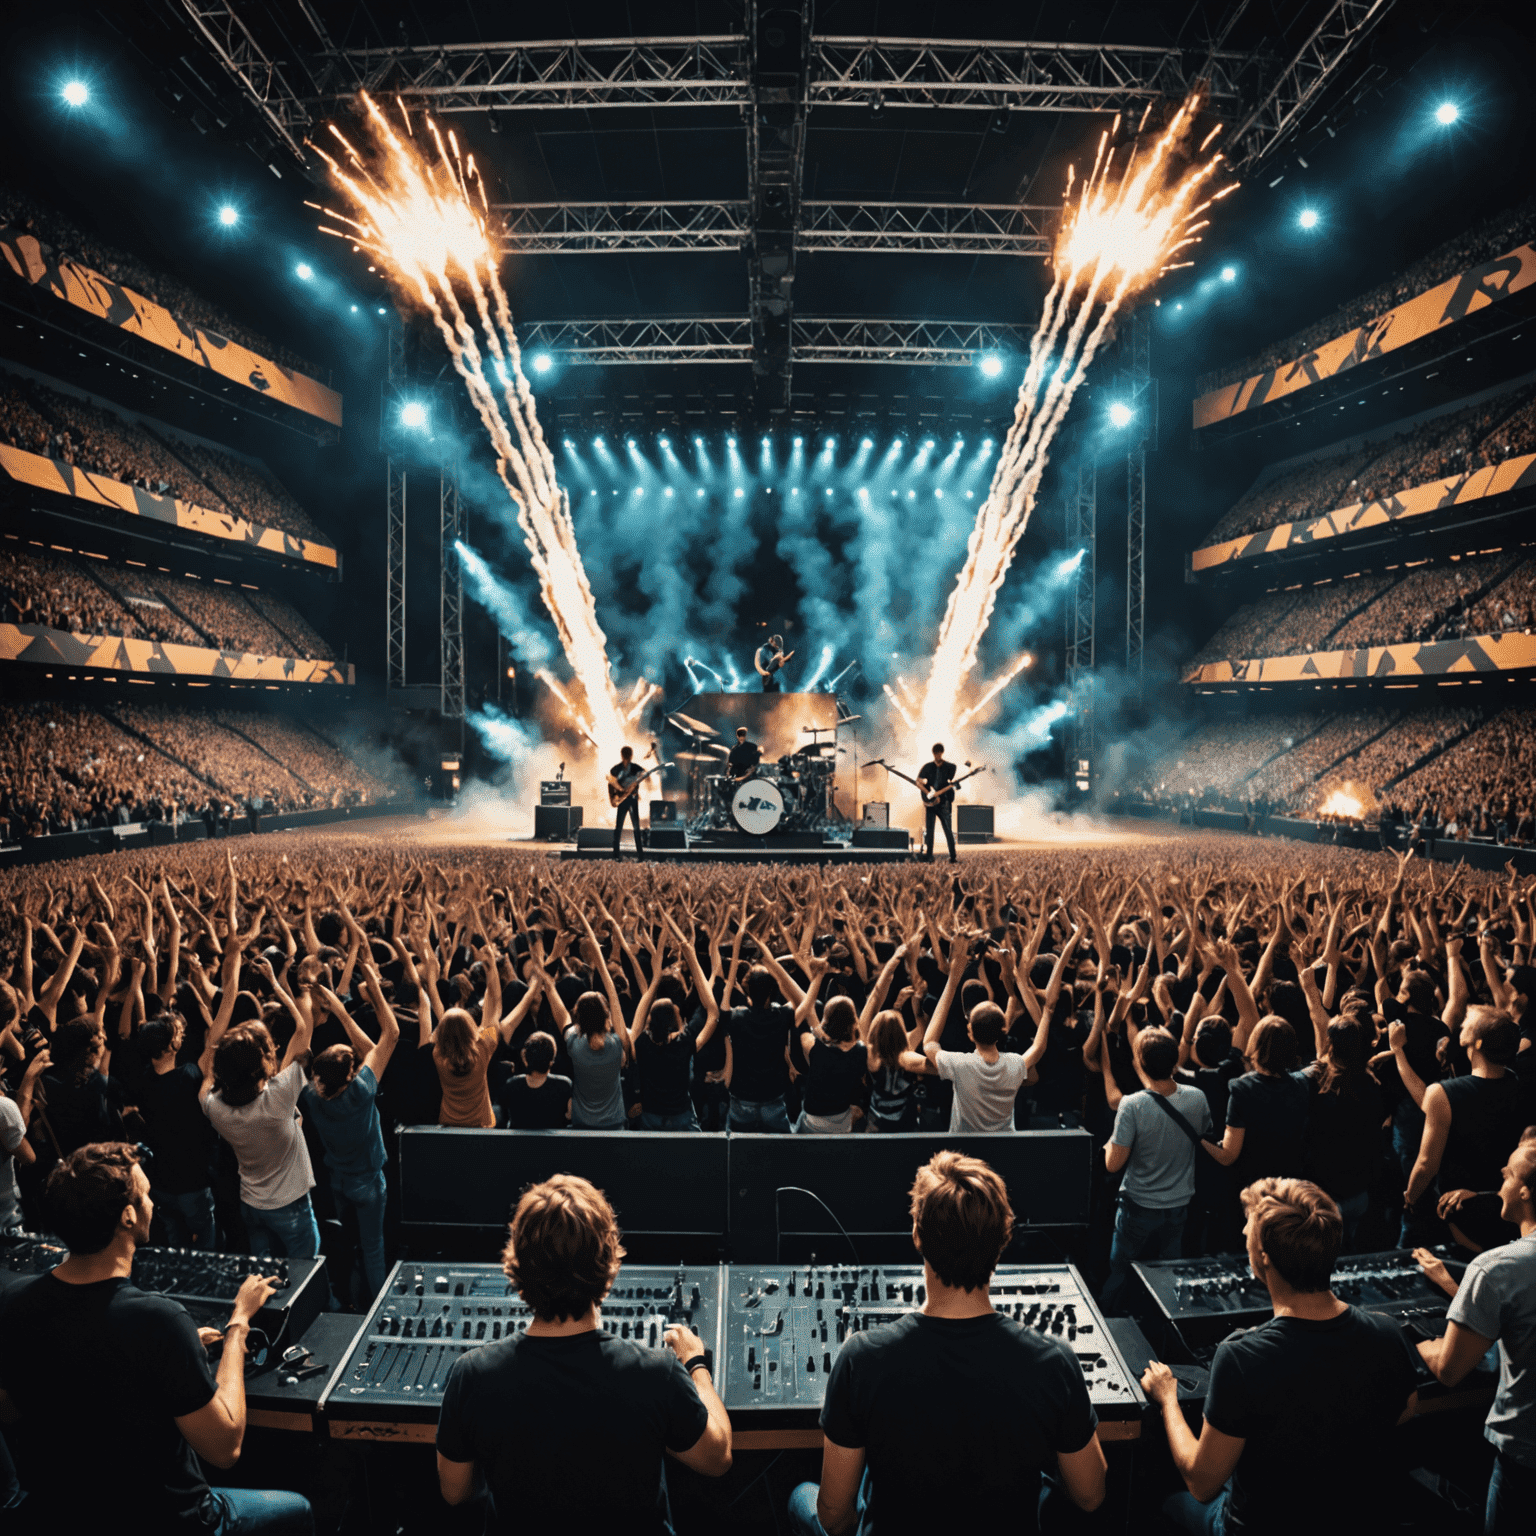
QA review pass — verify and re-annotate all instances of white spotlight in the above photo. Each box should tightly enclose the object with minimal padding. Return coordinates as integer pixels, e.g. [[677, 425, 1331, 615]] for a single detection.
[[1298, 208, 1319, 230], [400, 401, 428, 429], [531, 352, 553, 373], [1436, 101, 1459, 125], [1108, 402, 1134, 428], [979, 354, 1004, 377], [1220, 266, 1236, 282], [62, 81, 89, 107], [295, 262, 314, 281], [218, 205, 239, 227]]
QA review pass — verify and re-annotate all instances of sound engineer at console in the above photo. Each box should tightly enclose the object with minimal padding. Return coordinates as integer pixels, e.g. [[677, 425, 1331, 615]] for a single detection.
[[435, 1173, 732, 1535], [0, 1143, 311, 1534], [1142, 1177, 1420, 1536], [788, 1150, 1106, 1536]]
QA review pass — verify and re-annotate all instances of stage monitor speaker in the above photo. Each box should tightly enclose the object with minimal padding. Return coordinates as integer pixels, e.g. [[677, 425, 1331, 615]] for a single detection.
[[957, 805, 994, 843], [534, 805, 582, 839], [539, 781, 571, 805], [862, 802, 889, 828], [852, 827, 909, 850], [650, 800, 677, 823], [647, 827, 687, 849], [398, 1129, 729, 1238], [576, 827, 619, 850], [728, 1130, 1092, 1262]]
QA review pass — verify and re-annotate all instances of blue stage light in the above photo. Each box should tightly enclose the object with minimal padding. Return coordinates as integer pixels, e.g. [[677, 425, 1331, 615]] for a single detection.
[[218, 205, 239, 227], [400, 401, 428, 429], [377, 307, 386, 315], [979, 354, 1004, 377], [62, 81, 89, 107], [734, 486, 744, 498], [1436, 101, 1459, 125], [531, 352, 553, 373], [1221, 266, 1236, 282], [665, 487, 674, 497], [296, 262, 314, 280], [1109, 402, 1134, 428], [659, 437, 670, 448], [861, 439, 873, 449], [350, 304, 358, 313], [1299, 208, 1319, 230]]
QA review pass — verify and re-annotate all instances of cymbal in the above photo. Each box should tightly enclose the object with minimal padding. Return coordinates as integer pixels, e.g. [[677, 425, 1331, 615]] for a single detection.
[[796, 742, 839, 756], [668, 712, 719, 738], [676, 746, 729, 762]]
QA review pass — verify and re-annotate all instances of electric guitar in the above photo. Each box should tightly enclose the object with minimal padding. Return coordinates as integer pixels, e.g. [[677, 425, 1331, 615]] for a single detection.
[[758, 648, 796, 677], [608, 762, 673, 808], [873, 760, 990, 807]]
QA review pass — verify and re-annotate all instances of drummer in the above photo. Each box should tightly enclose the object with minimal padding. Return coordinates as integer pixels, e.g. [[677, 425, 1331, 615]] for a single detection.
[[727, 727, 762, 784]]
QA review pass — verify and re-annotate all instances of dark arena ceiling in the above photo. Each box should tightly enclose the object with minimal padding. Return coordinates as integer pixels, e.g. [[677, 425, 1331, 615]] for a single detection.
[[47, 0, 1526, 433]]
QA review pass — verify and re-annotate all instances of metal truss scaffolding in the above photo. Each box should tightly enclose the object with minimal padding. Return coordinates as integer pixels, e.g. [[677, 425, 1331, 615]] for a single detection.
[[383, 322, 407, 695], [517, 316, 1033, 366], [440, 466, 465, 722], [1066, 462, 1096, 789], [1123, 310, 1156, 688]]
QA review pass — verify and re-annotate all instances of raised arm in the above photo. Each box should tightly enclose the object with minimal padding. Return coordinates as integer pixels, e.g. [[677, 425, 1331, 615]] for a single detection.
[[922, 938, 971, 1063]]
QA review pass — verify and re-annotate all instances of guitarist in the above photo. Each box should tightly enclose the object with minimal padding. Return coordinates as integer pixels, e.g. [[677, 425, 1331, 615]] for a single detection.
[[606, 746, 647, 861], [755, 634, 794, 693], [916, 743, 958, 863]]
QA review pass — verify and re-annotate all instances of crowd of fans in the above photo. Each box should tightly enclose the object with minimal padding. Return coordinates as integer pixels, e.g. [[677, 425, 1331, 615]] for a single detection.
[[1199, 192, 1536, 392], [1134, 715, 1320, 803], [0, 374, 329, 548], [0, 538, 336, 659], [1200, 383, 1536, 549], [1386, 707, 1536, 844], [1240, 708, 1396, 807], [1194, 553, 1536, 667], [0, 181, 324, 379], [0, 702, 393, 840]]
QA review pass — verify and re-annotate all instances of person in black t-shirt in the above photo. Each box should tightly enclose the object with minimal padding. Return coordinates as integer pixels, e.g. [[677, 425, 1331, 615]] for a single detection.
[[607, 746, 647, 860], [0, 1143, 308, 1534], [725, 964, 798, 1132], [915, 744, 958, 862], [788, 1151, 1105, 1535], [727, 727, 762, 782], [499, 1031, 573, 1128], [629, 914, 721, 1130], [136, 1013, 219, 1250], [1143, 1177, 1419, 1536], [436, 1174, 731, 1534]]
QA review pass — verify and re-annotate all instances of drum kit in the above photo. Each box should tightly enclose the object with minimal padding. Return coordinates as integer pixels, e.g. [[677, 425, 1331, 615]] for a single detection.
[[667, 712, 852, 838]]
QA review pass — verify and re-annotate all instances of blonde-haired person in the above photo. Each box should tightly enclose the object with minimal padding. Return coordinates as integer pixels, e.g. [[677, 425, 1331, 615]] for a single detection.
[[433, 946, 550, 1128], [1143, 1177, 1420, 1536], [435, 1174, 731, 1529]]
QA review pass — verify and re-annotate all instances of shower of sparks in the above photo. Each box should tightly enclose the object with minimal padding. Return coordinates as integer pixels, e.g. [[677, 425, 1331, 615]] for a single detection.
[[311, 93, 631, 762], [957, 653, 1033, 729], [911, 93, 1233, 751], [882, 683, 916, 730]]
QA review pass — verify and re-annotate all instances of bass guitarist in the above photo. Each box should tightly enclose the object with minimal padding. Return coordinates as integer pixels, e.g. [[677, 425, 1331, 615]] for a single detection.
[[917, 743, 959, 863], [606, 746, 647, 861], [755, 634, 795, 693]]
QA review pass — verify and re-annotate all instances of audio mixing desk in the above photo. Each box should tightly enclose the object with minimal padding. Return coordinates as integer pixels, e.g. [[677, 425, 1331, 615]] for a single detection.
[[321, 1260, 1144, 1447]]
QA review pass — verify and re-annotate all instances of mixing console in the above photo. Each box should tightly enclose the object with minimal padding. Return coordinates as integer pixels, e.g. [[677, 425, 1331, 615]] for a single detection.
[[323, 1262, 724, 1430], [0, 1232, 327, 1345], [717, 1264, 1143, 1422], [1133, 1248, 1460, 1356]]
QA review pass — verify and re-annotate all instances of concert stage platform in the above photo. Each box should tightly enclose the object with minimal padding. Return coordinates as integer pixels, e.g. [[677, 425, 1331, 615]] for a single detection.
[[559, 838, 915, 866]]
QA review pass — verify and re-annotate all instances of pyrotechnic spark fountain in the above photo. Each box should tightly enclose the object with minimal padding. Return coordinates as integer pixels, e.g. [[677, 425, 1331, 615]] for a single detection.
[[912, 94, 1233, 751], [957, 653, 1033, 729], [311, 94, 631, 762]]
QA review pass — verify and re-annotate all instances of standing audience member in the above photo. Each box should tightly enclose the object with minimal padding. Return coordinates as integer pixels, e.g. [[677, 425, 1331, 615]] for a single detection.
[[1415, 1128, 1536, 1536], [725, 966, 798, 1133], [499, 1032, 573, 1129], [0, 1143, 311, 1534], [299, 964, 399, 1300], [1102, 1027, 1214, 1309], [136, 1013, 220, 1251]]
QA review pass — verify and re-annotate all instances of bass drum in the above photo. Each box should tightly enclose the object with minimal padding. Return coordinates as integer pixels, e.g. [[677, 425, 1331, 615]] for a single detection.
[[730, 775, 787, 836]]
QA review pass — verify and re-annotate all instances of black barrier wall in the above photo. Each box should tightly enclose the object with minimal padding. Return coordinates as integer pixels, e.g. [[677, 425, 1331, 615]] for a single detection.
[[397, 1127, 1094, 1261]]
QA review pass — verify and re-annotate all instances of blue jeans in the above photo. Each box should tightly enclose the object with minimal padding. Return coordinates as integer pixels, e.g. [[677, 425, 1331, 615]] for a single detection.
[[1487, 1450, 1536, 1536], [640, 1109, 701, 1132], [331, 1167, 388, 1299], [729, 1096, 792, 1133], [788, 1472, 869, 1536], [210, 1487, 314, 1535], [1103, 1196, 1188, 1311], [1163, 1487, 1228, 1536], [241, 1192, 321, 1259], [1393, 1101, 1426, 1245], [154, 1186, 216, 1251]]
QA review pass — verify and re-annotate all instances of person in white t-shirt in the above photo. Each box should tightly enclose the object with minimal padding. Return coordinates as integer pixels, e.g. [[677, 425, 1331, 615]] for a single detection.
[[201, 960, 318, 1258], [920, 938, 1032, 1133]]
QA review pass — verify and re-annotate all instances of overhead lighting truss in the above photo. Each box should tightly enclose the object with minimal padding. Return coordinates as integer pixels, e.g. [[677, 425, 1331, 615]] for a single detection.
[[516, 316, 1033, 367]]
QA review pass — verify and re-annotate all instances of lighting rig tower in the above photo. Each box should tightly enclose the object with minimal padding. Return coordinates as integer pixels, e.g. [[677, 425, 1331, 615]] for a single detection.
[[383, 320, 407, 698], [1123, 309, 1157, 688], [1065, 460, 1096, 795], [440, 465, 465, 731], [747, 0, 811, 420]]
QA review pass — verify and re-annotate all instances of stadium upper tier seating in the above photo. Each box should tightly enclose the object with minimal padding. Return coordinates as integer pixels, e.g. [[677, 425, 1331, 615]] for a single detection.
[[0, 537, 336, 659], [0, 374, 329, 547]]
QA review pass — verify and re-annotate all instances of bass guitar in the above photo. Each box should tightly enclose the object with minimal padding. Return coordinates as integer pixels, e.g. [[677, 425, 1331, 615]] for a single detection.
[[871, 760, 990, 807], [608, 762, 673, 808]]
